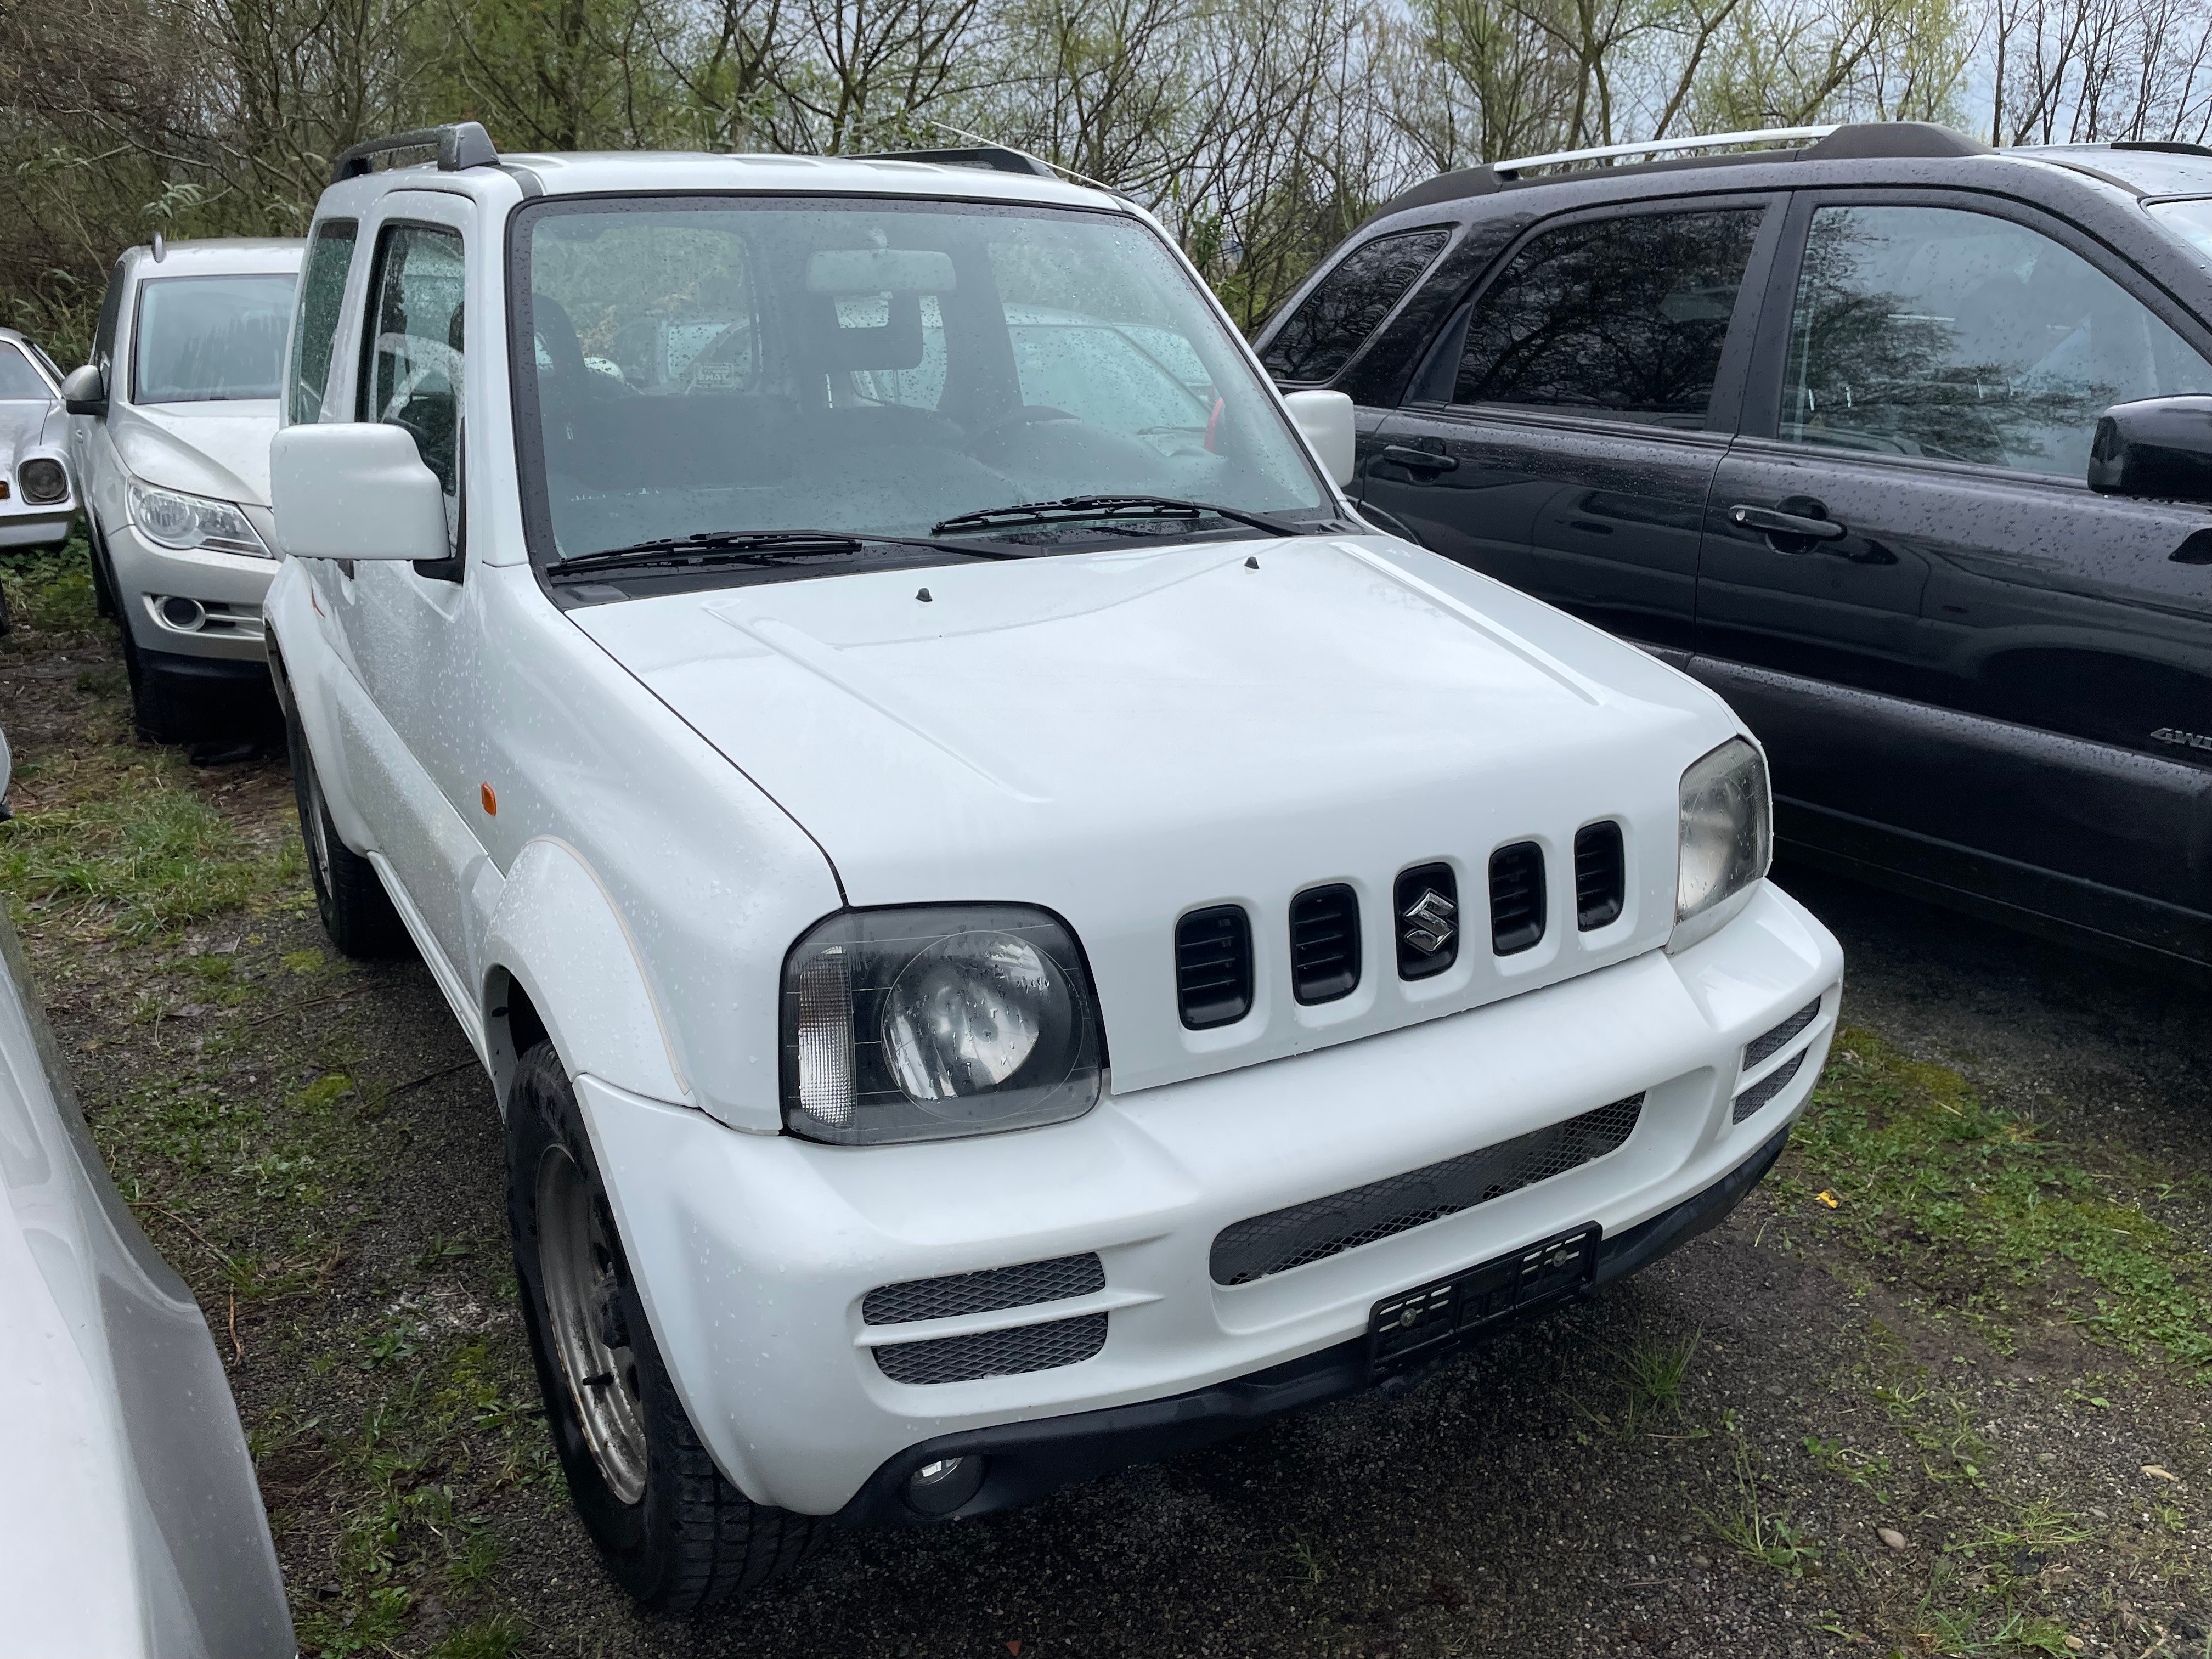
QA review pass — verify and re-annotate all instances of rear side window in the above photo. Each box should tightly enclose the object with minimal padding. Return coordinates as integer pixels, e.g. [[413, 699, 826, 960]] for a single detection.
[[1455, 209, 1762, 428], [289, 219, 358, 424], [0, 343, 50, 400], [1262, 229, 1449, 384]]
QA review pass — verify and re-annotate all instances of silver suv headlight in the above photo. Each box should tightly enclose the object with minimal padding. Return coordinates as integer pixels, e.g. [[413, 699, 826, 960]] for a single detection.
[[1672, 736, 1771, 951], [128, 477, 270, 557], [781, 904, 1104, 1146]]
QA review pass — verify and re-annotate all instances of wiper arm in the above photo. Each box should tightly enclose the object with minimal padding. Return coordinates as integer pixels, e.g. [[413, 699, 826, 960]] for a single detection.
[[552, 529, 1018, 577], [930, 495, 1309, 539]]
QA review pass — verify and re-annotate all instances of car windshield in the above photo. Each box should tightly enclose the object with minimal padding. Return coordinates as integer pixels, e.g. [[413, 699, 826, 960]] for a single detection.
[[2149, 198, 2212, 267], [133, 273, 297, 404], [514, 196, 1327, 561]]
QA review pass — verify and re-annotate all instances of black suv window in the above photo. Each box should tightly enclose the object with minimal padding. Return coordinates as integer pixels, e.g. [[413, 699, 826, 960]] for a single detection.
[[1455, 208, 1761, 428], [1780, 204, 2212, 478], [1263, 228, 1449, 383]]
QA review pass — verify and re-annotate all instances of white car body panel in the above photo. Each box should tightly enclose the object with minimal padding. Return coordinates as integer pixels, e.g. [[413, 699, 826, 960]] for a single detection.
[[0, 327, 76, 549], [264, 147, 1845, 1522]]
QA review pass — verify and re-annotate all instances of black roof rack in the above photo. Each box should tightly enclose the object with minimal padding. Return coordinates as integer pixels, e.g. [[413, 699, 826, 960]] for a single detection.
[[857, 145, 1057, 178], [2112, 139, 2212, 160], [330, 122, 499, 186], [1363, 121, 1991, 223]]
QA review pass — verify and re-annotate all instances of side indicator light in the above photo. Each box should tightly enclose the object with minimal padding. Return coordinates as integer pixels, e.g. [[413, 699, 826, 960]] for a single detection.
[[480, 783, 497, 816]]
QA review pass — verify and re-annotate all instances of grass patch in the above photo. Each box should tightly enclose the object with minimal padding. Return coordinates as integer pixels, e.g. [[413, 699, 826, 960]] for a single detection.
[[1702, 1412, 1820, 1575], [1, 534, 98, 641], [1779, 1026, 2212, 1370], [1, 760, 302, 938]]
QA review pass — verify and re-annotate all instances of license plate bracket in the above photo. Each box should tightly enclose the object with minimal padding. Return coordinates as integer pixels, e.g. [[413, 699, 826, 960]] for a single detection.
[[1367, 1224, 1599, 1380]]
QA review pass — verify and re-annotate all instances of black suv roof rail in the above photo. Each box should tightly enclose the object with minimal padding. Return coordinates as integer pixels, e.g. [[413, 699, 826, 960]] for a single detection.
[[1367, 121, 1992, 221], [330, 122, 500, 186], [856, 145, 1058, 178]]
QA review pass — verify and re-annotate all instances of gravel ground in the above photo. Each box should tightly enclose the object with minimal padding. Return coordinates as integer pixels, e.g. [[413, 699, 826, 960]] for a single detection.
[[5, 551, 2210, 1659]]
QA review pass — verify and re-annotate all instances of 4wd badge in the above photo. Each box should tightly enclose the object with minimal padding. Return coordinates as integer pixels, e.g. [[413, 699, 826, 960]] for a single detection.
[[2152, 727, 2212, 752]]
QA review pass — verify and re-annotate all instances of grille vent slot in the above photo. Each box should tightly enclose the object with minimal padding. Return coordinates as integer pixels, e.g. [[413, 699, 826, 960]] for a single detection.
[[1393, 862, 1459, 979], [873, 1312, 1108, 1385], [1746, 997, 1821, 1067], [1733, 1050, 1805, 1123], [862, 1254, 1104, 1326], [1488, 842, 1547, 955], [1573, 821, 1624, 930], [1176, 905, 1252, 1029], [1210, 1092, 1644, 1285], [1290, 884, 1361, 1003]]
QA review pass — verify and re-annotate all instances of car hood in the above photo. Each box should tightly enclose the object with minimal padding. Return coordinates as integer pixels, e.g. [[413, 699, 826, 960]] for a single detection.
[[0, 399, 61, 461], [572, 535, 1746, 1093], [112, 401, 278, 506]]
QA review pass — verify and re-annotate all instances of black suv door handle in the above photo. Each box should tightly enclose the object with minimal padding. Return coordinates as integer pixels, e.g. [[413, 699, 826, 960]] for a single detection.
[[1728, 503, 1844, 542], [1380, 444, 1459, 474]]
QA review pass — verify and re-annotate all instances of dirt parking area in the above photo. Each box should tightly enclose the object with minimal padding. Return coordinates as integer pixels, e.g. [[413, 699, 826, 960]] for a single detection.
[[5, 540, 2212, 1659]]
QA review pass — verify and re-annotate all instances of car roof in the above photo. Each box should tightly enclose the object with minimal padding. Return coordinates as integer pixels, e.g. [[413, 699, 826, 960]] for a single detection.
[[122, 238, 304, 279], [2011, 143, 2212, 196]]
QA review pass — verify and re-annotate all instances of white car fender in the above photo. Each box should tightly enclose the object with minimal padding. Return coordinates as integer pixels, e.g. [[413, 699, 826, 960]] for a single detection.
[[480, 837, 696, 1114], [263, 567, 378, 856]]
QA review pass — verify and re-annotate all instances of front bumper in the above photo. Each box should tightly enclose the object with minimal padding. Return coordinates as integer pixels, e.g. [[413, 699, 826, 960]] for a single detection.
[[579, 880, 1842, 1517], [101, 520, 274, 661], [0, 505, 75, 548]]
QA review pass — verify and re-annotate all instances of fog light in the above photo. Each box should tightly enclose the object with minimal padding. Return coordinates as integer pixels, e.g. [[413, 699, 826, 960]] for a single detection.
[[903, 1453, 986, 1516], [159, 595, 206, 631]]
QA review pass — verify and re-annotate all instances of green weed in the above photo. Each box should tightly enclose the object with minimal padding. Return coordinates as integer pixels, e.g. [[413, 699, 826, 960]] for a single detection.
[[1702, 1414, 1820, 1575]]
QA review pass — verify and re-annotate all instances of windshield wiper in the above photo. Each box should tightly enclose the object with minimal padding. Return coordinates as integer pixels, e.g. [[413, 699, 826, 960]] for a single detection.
[[930, 495, 1310, 539], [552, 529, 1017, 577]]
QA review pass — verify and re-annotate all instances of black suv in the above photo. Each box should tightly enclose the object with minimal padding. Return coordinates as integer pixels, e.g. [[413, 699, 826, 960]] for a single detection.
[[1256, 122, 2212, 973]]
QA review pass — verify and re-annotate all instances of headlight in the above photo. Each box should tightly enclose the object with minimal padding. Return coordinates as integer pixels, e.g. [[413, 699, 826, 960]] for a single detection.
[[1672, 736, 1770, 950], [781, 905, 1104, 1146], [16, 458, 66, 504], [128, 478, 269, 557]]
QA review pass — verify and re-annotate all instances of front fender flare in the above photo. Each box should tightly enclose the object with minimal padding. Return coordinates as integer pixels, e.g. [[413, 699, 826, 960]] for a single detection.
[[481, 837, 696, 1114]]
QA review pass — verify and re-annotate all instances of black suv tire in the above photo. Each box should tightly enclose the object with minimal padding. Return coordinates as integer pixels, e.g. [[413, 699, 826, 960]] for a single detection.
[[504, 1042, 825, 1611], [284, 697, 408, 958]]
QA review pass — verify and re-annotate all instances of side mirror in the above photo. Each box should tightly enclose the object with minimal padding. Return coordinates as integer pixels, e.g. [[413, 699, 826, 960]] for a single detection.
[[1281, 388, 1356, 489], [2088, 395, 2212, 503], [271, 424, 450, 562], [61, 364, 106, 417]]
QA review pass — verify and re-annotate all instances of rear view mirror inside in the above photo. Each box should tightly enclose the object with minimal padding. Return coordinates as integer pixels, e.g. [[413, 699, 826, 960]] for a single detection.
[[806, 248, 956, 294]]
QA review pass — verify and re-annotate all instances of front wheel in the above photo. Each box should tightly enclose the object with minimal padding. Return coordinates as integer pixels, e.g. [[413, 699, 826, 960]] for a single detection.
[[504, 1042, 825, 1611]]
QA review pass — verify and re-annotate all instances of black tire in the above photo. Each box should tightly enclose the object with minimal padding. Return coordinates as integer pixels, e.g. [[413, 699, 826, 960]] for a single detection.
[[505, 1042, 825, 1612], [118, 617, 201, 744], [87, 520, 117, 618], [284, 699, 407, 958]]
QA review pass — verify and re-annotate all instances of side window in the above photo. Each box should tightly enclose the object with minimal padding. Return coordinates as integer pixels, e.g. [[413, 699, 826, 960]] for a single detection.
[[1263, 228, 1449, 384], [1780, 204, 2212, 479], [92, 258, 125, 380], [0, 344, 52, 401], [361, 224, 465, 543], [289, 219, 358, 424], [1455, 209, 1763, 428]]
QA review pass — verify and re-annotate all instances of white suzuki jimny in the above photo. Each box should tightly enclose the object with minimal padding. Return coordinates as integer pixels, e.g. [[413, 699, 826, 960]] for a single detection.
[[265, 122, 1843, 1610]]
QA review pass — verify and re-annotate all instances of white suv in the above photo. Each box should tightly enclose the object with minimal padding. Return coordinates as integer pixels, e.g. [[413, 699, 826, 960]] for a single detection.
[[64, 238, 302, 741], [266, 123, 1844, 1611]]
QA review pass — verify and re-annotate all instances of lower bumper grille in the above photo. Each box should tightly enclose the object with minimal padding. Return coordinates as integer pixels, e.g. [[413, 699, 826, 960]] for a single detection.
[[862, 1254, 1104, 1325], [1210, 1093, 1645, 1286], [1746, 997, 1822, 1066], [873, 1312, 1109, 1385], [1731, 1049, 1805, 1124]]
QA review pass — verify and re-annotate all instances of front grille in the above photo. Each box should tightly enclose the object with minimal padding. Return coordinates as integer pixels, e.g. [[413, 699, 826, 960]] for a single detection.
[[1394, 862, 1459, 979], [873, 1312, 1108, 1385], [862, 1253, 1104, 1326], [1573, 821, 1624, 930], [1733, 1050, 1806, 1123], [1290, 884, 1361, 1003], [1746, 997, 1822, 1066], [1489, 842, 1547, 955], [1210, 1093, 1644, 1285], [1177, 905, 1252, 1029]]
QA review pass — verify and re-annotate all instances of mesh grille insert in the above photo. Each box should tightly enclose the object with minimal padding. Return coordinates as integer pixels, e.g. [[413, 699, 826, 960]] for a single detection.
[[872, 1312, 1108, 1385], [1210, 1093, 1644, 1285], [1733, 1049, 1806, 1124], [1573, 821, 1624, 930], [1746, 997, 1821, 1066], [1177, 906, 1253, 1029], [862, 1253, 1105, 1326], [1290, 884, 1361, 1003], [1489, 842, 1547, 955]]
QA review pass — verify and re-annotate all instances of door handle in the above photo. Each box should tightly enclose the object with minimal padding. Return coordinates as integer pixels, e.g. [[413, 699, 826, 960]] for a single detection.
[[1728, 503, 1845, 542], [1380, 444, 1459, 474]]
